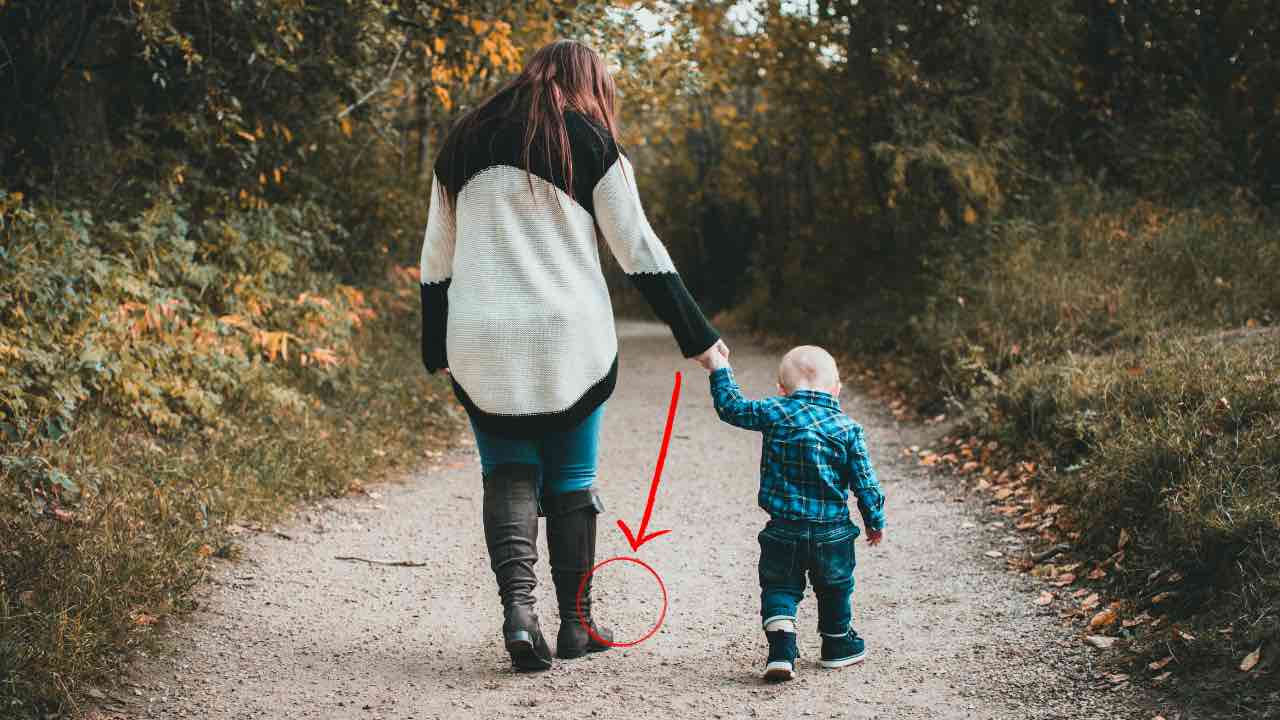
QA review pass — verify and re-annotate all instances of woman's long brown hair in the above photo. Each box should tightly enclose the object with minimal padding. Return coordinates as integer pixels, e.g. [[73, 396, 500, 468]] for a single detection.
[[436, 39, 619, 212]]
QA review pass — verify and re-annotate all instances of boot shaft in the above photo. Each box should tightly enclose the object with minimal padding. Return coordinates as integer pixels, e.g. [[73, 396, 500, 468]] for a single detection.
[[544, 489, 604, 621], [482, 464, 541, 613]]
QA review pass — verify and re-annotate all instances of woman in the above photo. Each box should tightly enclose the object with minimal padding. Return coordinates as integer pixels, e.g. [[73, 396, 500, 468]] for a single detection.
[[419, 39, 728, 672]]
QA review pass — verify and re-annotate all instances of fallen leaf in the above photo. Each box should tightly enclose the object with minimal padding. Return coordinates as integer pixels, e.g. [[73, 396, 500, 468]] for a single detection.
[[132, 612, 158, 627], [1123, 613, 1152, 629], [195, 544, 214, 558], [1149, 655, 1174, 671], [1031, 564, 1058, 578], [1052, 573, 1078, 587], [1151, 591, 1177, 604], [1090, 608, 1118, 630], [1118, 528, 1131, 549], [1081, 593, 1102, 612], [1104, 673, 1130, 684], [1086, 635, 1118, 649], [1007, 557, 1035, 572], [1174, 628, 1196, 642], [1088, 567, 1108, 580], [1152, 671, 1172, 683], [17, 590, 35, 607], [1036, 591, 1055, 606], [985, 550, 1004, 558], [1240, 646, 1262, 672]]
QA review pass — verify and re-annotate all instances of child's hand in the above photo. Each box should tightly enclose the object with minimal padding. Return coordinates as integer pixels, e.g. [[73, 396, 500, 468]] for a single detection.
[[696, 339, 731, 371], [708, 344, 730, 371], [867, 529, 883, 546]]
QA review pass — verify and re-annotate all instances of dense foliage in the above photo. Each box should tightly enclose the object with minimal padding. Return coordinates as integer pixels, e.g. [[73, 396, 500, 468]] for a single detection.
[[2, 0, 1278, 716], [0, 1, 626, 714], [624, 3, 1278, 714]]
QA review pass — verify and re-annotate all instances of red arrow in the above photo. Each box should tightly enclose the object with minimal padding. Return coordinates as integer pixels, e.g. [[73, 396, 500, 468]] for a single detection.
[[616, 371, 682, 552]]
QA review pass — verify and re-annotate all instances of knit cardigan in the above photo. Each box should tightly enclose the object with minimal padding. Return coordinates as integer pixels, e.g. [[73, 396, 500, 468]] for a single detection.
[[420, 110, 719, 437]]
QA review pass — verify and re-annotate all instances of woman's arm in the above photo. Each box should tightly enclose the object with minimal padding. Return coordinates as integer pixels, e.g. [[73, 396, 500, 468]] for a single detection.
[[420, 172, 455, 373], [592, 152, 720, 358]]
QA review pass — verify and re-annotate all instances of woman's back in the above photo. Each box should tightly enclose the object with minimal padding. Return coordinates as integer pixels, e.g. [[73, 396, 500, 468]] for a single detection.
[[415, 38, 725, 676], [440, 109, 620, 424], [420, 66, 717, 439]]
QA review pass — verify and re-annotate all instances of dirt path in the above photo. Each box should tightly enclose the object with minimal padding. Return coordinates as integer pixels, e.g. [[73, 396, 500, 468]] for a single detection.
[[125, 322, 1152, 720]]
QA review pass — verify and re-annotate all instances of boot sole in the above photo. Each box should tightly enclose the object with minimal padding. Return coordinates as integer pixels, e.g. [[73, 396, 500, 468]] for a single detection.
[[763, 661, 796, 681], [505, 631, 553, 672], [556, 642, 610, 660]]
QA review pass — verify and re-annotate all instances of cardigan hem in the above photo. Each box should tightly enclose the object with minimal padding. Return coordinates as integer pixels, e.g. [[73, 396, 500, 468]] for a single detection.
[[452, 356, 618, 439]]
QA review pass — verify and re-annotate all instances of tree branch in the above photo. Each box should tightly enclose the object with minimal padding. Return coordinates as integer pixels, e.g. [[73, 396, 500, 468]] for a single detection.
[[336, 37, 408, 120]]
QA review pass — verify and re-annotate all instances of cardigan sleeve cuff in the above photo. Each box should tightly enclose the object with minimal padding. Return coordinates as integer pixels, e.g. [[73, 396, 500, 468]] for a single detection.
[[421, 281, 450, 372], [628, 272, 719, 357]]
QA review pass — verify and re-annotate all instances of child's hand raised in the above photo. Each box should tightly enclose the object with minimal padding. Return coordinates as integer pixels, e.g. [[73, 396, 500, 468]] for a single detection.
[[867, 529, 883, 546], [695, 339, 731, 371]]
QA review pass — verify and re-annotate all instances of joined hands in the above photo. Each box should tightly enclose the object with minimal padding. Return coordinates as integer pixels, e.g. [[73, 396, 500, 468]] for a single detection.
[[694, 339, 731, 371]]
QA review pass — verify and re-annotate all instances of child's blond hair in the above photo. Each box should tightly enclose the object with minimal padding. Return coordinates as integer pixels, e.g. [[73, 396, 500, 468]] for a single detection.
[[778, 346, 839, 393]]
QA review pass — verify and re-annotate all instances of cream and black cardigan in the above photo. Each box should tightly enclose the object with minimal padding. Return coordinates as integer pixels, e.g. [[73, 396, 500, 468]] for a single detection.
[[420, 109, 718, 437]]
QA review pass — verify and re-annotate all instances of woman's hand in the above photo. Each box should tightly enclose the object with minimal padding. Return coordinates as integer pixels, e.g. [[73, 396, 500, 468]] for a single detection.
[[694, 339, 730, 371]]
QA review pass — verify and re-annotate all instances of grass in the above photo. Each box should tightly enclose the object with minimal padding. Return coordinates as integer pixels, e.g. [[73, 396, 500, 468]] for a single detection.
[[998, 334, 1279, 715], [0, 321, 462, 718]]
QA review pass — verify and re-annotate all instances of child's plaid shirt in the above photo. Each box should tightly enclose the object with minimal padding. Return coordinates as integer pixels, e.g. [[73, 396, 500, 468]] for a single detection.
[[710, 367, 886, 529]]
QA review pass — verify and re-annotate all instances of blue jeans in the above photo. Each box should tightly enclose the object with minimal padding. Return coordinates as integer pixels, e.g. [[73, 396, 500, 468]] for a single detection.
[[758, 517, 858, 636], [470, 405, 604, 501]]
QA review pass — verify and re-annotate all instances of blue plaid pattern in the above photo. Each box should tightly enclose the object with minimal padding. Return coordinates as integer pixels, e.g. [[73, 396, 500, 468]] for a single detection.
[[710, 368, 885, 528]]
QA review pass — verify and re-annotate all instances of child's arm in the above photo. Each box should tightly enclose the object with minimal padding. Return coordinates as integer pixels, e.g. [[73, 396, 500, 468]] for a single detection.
[[709, 366, 778, 432], [845, 425, 886, 542]]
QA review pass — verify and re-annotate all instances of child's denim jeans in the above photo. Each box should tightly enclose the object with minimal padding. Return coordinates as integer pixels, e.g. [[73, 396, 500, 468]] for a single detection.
[[758, 517, 859, 635]]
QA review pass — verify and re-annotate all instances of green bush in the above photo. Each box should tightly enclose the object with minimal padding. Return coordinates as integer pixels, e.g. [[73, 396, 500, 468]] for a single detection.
[[906, 187, 1280, 406], [1000, 336, 1279, 569], [0, 194, 372, 439], [0, 322, 459, 715], [0, 191, 461, 715]]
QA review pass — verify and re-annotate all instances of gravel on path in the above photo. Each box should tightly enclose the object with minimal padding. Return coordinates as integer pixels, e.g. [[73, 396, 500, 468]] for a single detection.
[[123, 322, 1152, 720]]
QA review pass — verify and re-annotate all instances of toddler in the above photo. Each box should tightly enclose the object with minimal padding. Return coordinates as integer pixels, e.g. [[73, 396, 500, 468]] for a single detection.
[[706, 345, 886, 681]]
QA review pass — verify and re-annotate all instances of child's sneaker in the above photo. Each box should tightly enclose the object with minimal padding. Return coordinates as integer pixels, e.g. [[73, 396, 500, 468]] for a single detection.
[[819, 630, 866, 668], [763, 630, 798, 681]]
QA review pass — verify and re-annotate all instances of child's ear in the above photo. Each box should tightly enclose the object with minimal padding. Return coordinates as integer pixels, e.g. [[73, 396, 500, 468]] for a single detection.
[[777, 383, 786, 395]]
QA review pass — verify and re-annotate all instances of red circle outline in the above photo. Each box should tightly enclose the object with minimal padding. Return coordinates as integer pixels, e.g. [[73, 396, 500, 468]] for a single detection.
[[575, 555, 667, 648]]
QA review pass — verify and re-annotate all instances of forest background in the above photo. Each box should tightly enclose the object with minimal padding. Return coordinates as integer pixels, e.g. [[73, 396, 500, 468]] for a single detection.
[[1, 1, 1277, 717]]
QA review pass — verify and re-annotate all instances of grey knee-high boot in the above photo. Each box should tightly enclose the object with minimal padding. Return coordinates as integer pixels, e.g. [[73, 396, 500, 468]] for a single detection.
[[544, 489, 614, 659], [482, 464, 552, 671]]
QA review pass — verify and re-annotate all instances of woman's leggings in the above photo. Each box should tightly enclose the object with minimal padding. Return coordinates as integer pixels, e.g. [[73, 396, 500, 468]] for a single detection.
[[469, 405, 603, 500]]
